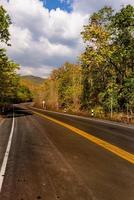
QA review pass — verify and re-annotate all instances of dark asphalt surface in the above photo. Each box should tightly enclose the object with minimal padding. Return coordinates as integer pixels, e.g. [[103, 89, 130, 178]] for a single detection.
[[0, 106, 134, 200]]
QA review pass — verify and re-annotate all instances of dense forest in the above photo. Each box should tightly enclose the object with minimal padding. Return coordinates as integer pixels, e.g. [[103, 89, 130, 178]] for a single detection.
[[30, 5, 134, 121], [0, 5, 134, 121]]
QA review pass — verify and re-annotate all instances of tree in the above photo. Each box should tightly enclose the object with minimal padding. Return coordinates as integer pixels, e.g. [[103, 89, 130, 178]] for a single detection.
[[110, 5, 134, 84], [0, 6, 19, 107], [99, 79, 119, 112], [119, 75, 134, 112], [16, 85, 33, 103], [55, 62, 82, 111], [80, 7, 114, 110], [0, 6, 11, 44], [80, 5, 134, 114], [38, 62, 82, 111], [0, 49, 19, 103]]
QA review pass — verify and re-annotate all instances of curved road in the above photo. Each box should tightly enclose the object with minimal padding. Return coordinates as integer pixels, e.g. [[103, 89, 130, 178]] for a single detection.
[[0, 105, 134, 200]]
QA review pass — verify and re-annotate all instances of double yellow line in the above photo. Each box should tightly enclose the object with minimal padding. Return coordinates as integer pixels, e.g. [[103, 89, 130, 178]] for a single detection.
[[33, 110, 134, 165]]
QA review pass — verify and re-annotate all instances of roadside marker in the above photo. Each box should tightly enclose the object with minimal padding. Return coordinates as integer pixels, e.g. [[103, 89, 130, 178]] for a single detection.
[[33, 111, 134, 165], [32, 107, 134, 130], [0, 110, 15, 192]]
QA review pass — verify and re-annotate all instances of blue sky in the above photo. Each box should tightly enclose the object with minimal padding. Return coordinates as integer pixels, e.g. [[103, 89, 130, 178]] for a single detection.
[[43, 0, 72, 12]]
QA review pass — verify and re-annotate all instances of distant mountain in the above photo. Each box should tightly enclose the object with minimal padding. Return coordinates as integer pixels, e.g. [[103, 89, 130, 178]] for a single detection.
[[21, 75, 44, 85]]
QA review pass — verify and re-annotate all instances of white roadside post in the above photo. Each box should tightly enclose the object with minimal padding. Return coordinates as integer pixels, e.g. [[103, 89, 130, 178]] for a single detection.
[[111, 96, 113, 119], [91, 109, 94, 117], [42, 100, 45, 109]]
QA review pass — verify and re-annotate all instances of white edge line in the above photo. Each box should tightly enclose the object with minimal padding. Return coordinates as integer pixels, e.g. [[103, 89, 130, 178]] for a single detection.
[[0, 109, 15, 192], [31, 107, 134, 130]]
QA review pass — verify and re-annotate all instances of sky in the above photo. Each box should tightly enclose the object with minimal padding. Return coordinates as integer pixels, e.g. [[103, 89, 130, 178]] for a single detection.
[[1, 0, 134, 77], [44, 0, 72, 12]]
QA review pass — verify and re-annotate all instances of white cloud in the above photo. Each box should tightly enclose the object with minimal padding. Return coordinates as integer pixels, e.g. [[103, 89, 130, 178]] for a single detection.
[[1, 0, 88, 77], [19, 65, 55, 78], [72, 0, 134, 14], [0, 0, 133, 77]]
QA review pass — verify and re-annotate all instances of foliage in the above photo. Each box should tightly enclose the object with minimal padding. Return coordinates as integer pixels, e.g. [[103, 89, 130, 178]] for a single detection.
[[99, 79, 119, 112], [1, 4, 133, 117], [119, 75, 134, 111], [0, 6, 11, 44], [16, 85, 33, 103], [0, 6, 19, 104], [33, 5, 134, 117], [35, 62, 82, 111], [20, 77, 44, 105], [0, 49, 19, 103], [80, 5, 134, 114], [55, 62, 82, 110], [0, 6, 31, 105]]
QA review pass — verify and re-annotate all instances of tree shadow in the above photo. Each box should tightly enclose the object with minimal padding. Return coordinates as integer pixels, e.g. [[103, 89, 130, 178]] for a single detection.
[[1, 106, 33, 118]]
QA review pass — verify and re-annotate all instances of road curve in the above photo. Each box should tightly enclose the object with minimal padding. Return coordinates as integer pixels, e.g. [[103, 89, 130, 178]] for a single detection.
[[0, 106, 134, 200]]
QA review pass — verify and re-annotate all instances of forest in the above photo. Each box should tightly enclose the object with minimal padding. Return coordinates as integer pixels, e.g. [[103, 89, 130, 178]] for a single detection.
[[0, 5, 134, 121], [0, 5, 32, 112], [30, 5, 134, 121]]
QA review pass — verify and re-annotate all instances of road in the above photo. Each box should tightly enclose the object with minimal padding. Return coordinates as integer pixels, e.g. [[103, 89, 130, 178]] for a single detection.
[[0, 105, 134, 200]]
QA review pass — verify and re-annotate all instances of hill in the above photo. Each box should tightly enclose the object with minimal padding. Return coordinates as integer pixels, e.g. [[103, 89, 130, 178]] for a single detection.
[[21, 75, 44, 85]]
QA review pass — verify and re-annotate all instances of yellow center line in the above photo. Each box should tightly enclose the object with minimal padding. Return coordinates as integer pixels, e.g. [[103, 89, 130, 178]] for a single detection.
[[33, 110, 134, 165]]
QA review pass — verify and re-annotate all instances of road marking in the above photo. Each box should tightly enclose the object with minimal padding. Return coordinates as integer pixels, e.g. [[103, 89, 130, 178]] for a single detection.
[[32, 107, 134, 130], [0, 112, 15, 192], [33, 111, 134, 165]]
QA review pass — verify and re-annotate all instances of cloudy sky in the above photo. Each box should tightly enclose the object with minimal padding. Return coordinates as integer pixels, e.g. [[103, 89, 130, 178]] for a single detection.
[[1, 0, 134, 77]]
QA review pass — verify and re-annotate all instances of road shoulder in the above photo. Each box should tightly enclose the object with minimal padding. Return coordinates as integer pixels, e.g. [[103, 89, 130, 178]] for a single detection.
[[31, 107, 134, 130]]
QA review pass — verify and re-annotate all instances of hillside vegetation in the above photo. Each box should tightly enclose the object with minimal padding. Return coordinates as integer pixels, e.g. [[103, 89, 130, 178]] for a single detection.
[[31, 5, 134, 123], [0, 6, 33, 111], [21, 75, 44, 85], [0, 5, 134, 123]]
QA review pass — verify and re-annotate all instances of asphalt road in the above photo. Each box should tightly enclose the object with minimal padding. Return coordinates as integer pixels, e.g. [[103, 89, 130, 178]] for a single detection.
[[0, 105, 134, 200]]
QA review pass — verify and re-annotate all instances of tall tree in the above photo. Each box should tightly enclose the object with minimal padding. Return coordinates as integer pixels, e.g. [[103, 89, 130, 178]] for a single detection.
[[110, 5, 134, 84], [0, 6, 19, 105], [0, 6, 11, 44], [80, 5, 134, 113], [80, 7, 114, 110]]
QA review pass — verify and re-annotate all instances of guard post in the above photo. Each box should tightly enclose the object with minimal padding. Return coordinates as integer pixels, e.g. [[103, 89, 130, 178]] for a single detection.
[[91, 109, 94, 117], [42, 100, 45, 109]]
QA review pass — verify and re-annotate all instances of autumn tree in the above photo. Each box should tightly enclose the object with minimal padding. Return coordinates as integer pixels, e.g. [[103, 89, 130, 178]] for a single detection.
[[0, 6, 19, 105], [80, 6, 114, 110], [38, 62, 82, 111], [80, 5, 134, 113]]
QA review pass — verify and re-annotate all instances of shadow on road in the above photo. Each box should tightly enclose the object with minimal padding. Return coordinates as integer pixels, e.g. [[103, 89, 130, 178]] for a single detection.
[[1, 106, 33, 118]]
